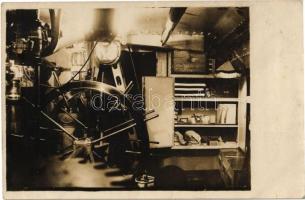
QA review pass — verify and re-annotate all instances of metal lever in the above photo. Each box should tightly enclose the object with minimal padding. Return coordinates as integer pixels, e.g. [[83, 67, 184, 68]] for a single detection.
[[59, 108, 88, 130], [22, 97, 78, 141]]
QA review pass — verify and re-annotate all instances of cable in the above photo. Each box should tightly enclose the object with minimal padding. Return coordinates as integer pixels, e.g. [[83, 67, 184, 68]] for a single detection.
[[67, 41, 98, 84]]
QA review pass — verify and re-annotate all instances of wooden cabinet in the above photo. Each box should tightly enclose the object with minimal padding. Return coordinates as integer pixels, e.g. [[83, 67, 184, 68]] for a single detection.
[[145, 57, 248, 151], [143, 76, 175, 148], [172, 76, 247, 151]]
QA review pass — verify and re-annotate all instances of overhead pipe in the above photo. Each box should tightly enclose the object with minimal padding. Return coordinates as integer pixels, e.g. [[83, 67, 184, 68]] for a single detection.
[[161, 7, 186, 46], [41, 9, 61, 57]]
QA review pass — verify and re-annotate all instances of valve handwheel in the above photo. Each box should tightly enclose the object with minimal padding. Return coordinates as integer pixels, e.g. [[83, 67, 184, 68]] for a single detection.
[[38, 80, 150, 172]]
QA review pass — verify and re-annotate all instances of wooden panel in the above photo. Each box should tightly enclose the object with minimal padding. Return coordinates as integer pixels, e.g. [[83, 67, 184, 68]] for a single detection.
[[156, 52, 168, 77], [143, 77, 174, 148], [172, 50, 207, 74], [237, 77, 247, 151], [162, 156, 220, 171], [167, 34, 204, 52]]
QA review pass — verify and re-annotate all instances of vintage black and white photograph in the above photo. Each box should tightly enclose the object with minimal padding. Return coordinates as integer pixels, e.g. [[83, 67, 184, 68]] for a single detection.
[[4, 5, 251, 191]]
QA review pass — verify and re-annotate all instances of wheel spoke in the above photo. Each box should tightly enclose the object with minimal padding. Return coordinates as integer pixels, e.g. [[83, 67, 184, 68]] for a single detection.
[[22, 96, 77, 141], [60, 144, 73, 154], [60, 108, 88, 129], [40, 111, 78, 141], [108, 99, 122, 112], [104, 119, 134, 132], [91, 113, 158, 144], [92, 120, 136, 144], [39, 126, 62, 132], [66, 145, 82, 160], [92, 150, 104, 159], [61, 149, 74, 157], [86, 148, 95, 163], [52, 71, 70, 109]]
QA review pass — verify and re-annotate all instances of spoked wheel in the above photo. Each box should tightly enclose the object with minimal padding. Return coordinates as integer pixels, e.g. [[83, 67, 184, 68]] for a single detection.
[[39, 80, 150, 173]]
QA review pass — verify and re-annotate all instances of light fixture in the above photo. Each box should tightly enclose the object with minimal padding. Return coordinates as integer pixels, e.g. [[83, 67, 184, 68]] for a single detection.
[[95, 40, 121, 65]]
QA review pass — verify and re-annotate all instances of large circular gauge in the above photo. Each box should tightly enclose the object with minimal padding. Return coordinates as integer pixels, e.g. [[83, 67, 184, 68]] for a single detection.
[[95, 41, 121, 65]]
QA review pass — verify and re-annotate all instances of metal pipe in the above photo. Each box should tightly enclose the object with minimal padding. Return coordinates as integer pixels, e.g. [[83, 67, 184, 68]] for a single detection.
[[92, 122, 136, 144], [59, 108, 88, 129], [92, 113, 158, 144], [40, 110, 78, 140], [161, 7, 186, 45], [41, 9, 61, 57]]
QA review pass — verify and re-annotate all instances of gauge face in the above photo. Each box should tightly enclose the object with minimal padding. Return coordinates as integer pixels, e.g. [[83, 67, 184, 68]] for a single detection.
[[95, 41, 121, 65]]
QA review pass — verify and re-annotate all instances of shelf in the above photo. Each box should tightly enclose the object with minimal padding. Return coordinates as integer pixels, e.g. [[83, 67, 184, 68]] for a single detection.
[[170, 73, 241, 79], [170, 74, 216, 78], [175, 83, 207, 87], [174, 124, 238, 128], [170, 74, 246, 152], [172, 142, 238, 150], [175, 97, 239, 102]]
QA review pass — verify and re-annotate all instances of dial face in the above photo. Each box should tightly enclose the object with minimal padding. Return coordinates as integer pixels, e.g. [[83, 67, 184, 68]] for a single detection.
[[95, 41, 121, 65]]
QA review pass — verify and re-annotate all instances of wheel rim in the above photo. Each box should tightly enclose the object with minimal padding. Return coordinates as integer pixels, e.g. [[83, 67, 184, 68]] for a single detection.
[[40, 80, 149, 171]]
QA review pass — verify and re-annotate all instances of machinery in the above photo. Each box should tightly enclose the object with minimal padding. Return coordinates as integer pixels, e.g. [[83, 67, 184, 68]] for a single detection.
[[5, 9, 159, 179], [5, 7, 249, 189]]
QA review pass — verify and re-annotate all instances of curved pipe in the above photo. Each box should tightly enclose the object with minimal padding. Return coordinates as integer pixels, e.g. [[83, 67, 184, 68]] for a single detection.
[[41, 9, 61, 57], [161, 7, 186, 46]]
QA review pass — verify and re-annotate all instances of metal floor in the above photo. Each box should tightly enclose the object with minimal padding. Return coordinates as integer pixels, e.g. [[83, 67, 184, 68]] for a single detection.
[[6, 137, 225, 190]]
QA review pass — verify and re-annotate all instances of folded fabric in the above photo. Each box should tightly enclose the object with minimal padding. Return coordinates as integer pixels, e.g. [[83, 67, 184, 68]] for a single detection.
[[185, 130, 201, 145], [174, 131, 187, 145], [216, 104, 236, 124], [215, 72, 241, 78]]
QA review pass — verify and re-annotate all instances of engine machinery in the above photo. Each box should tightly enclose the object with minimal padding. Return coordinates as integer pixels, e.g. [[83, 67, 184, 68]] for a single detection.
[[5, 9, 157, 182], [5, 7, 249, 188]]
